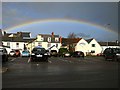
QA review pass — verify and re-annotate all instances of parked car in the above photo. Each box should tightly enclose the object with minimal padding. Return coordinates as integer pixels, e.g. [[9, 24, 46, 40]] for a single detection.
[[103, 48, 120, 61], [115, 48, 120, 61], [0, 47, 8, 63], [50, 50, 58, 57], [9, 50, 16, 57], [58, 48, 71, 57], [22, 50, 30, 57], [72, 51, 84, 58], [14, 50, 21, 57], [31, 46, 49, 62]]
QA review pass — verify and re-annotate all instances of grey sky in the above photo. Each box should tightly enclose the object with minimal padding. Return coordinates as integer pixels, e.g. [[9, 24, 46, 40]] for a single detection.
[[1, 2, 119, 41]]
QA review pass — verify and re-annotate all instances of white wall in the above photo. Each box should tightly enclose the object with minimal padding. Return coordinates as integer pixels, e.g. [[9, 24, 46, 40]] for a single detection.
[[75, 39, 89, 56], [2, 41, 25, 53], [88, 39, 102, 55]]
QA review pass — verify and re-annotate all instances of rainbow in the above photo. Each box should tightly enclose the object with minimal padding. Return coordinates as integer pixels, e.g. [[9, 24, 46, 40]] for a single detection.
[[3, 18, 116, 34]]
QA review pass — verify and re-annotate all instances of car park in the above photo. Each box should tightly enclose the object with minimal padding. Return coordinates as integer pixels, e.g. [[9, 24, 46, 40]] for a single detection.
[[22, 50, 30, 57], [0, 47, 8, 63], [72, 51, 84, 58], [103, 48, 120, 61], [31, 46, 49, 62]]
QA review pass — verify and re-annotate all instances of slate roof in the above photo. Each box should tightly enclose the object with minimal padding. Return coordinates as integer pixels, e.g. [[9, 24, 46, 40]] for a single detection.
[[38, 34, 60, 43], [62, 38, 82, 45], [86, 38, 94, 43], [2, 32, 33, 42], [98, 42, 120, 46]]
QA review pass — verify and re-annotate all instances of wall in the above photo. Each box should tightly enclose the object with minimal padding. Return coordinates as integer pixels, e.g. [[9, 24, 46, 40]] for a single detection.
[[75, 39, 89, 56], [88, 39, 102, 55]]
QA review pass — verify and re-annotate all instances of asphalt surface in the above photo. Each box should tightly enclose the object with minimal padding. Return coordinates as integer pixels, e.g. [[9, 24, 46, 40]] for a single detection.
[[2, 56, 119, 88]]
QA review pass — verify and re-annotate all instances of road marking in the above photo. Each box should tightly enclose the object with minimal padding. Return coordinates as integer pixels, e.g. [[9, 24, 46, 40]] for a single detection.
[[28, 58, 31, 63], [36, 64, 39, 66], [10, 58, 16, 61], [48, 60, 52, 63]]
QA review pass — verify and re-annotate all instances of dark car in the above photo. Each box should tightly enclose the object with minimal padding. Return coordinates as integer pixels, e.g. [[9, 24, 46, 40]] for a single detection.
[[0, 47, 8, 63], [114, 48, 120, 61], [103, 48, 120, 61], [72, 51, 84, 58], [58, 48, 71, 57], [31, 46, 49, 62], [15, 50, 21, 57], [50, 50, 58, 57]]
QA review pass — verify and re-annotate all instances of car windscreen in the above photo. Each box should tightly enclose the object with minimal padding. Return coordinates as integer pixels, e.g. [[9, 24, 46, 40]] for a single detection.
[[22, 51, 29, 53], [32, 48, 46, 53]]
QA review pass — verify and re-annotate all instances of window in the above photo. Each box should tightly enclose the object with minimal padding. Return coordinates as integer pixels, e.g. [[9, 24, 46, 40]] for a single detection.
[[41, 37, 44, 41], [91, 50, 95, 53], [92, 44, 95, 47], [47, 43, 51, 47], [7, 42, 10, 47], [55, 38, 59, 42], [48, 37, 51, 42], [16, 43, 19, 48], [56, 44, 58, 48], [38, 42, 42, 46]]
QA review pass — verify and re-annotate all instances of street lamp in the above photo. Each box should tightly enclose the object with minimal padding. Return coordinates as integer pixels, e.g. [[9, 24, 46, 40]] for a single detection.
[[104, 23, 111, 47]]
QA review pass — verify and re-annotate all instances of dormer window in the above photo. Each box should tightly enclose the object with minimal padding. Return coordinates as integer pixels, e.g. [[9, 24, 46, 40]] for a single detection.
[[48, 37, 51, 42], [41, 37, 44, 41], [55, 37, 59, 42]]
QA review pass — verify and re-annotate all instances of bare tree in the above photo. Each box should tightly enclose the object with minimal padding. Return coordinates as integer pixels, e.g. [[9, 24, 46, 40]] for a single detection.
[[67, 32, 77, 38], [68, 32, 90, 39]]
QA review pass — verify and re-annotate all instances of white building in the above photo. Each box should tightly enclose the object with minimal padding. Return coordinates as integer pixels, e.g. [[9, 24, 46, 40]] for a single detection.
[[27, 32, 62, 53], [62, 38, 103, 56], [75, 38, 89, 56], [86, 38, 102, 55], [2, 31, 34, 53]]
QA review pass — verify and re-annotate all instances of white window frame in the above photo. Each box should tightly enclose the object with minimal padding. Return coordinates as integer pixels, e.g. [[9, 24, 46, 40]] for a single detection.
[[55, 37, 59, 42], [16, 43, 19, 48], [48, 37, 51, 42]]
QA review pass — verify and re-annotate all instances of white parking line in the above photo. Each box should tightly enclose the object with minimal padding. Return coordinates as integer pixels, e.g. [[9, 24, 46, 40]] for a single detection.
[[27, 58, 31, 63], [10, 58, 16, 61], [48, 60, 52, 63]]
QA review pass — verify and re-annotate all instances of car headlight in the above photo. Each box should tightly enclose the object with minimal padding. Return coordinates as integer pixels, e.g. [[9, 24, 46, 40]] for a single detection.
[[44, 53, 48, 55], [31, 53, 35, 55]]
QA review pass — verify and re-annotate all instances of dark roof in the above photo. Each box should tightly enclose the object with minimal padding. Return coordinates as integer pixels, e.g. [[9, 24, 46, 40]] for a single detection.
[[38, 34, 60, 43], [86, 38, 94, 43], [39, 34, 59, 37], [2, 32, 32, 42], [98, 42, 120, 46], [62, 38, 82, 45]]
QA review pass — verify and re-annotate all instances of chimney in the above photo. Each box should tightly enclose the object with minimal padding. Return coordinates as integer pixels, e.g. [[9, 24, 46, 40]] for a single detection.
[[52, 32, 54, 38], [60, 36, 62, 43]]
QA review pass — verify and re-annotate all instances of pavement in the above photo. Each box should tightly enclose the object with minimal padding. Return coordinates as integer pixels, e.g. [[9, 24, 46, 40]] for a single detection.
[[0, 67, 8, 73]]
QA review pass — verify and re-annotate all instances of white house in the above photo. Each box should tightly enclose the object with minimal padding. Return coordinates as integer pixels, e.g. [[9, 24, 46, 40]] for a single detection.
[[75, 38, 89, 56], [2, 31, 34, 53], [62, 38, 103, 56], [27, 32, 62, 53], [86, 38, 102, 55]]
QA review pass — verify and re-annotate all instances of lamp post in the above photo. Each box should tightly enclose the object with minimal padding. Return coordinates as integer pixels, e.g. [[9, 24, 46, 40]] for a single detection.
[[104, 24, 111, 47]]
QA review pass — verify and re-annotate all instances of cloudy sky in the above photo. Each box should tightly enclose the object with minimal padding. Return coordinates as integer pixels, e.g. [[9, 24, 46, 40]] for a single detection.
[[2, 2, 118, 41]]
